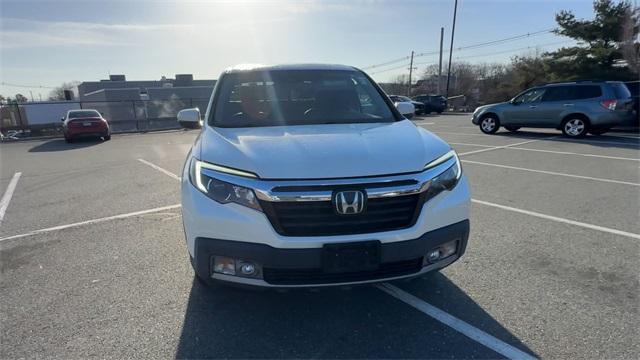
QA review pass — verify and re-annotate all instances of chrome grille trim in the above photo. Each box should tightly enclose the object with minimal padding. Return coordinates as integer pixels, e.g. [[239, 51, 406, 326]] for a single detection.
[[200, 155, 455, 202]]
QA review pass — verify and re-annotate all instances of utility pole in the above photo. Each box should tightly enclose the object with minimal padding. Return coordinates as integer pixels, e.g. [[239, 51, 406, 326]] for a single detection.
[[438, 27, 444, 95], [445, 0, 458, 100], [407, 50, 415, 97]]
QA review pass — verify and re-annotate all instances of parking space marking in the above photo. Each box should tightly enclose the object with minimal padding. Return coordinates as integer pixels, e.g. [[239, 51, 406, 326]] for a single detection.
[[505, 146, 639, 162], [377, 283, 537, 360], [449, 142, 495, 148], [554, 138, 640, 147], [429, 130, 640, 146], [449, 142, 639, 161], [463, 160, 640, 187], [138, 158, 181, 180], [0, 172, 22, 225], [471, 199, 640, 240], [0, 204, 181, 243], [458, 137, 558, 156]]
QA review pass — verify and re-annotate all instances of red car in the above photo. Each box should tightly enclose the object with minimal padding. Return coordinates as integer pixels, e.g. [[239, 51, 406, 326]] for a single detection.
[[62, 109, 111, 143]]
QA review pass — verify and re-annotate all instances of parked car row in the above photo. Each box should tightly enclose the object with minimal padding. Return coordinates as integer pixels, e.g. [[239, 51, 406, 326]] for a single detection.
[[471, 80, 636, 137]]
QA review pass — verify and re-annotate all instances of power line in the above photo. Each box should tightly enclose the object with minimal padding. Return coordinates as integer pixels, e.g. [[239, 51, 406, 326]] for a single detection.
[[1, 82, 57, 90], [452, 40, 573, 60], [362, 56, 411, 70], [363, 28, 555, 69], [369, 62, 412, 75], [411, 40, 571, 67]]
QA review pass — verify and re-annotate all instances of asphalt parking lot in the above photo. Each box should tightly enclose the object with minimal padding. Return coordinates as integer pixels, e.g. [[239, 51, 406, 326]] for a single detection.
[[1, 114, 639, 359]]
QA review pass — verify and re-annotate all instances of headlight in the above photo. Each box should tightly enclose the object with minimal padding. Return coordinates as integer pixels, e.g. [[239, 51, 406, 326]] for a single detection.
[[424, 150, 462, 200], [189, 158, 262, 211]]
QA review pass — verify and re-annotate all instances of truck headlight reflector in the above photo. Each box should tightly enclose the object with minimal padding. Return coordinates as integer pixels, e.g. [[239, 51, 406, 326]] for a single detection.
[[213, 256, 236, 275], [423, 150, 462, 200], [190, 159, 262, 211]]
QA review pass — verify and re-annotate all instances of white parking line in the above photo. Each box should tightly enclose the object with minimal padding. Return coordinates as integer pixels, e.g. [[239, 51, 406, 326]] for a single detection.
[[138, 158, 181, 180], [462, 160, 640, 187], [377, 283, 537, 360], [434, 131, 640, 146], [0, 172, 22, 225], [449, 142, 495, 148], [505, 146, 639, 162], [0, 204, 181, 243], [449, 142, 640, 162], [458, 137, 558, 156], [471, 199, 640, 240]]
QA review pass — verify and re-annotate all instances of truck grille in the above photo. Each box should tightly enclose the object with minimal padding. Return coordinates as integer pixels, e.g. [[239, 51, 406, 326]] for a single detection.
[[263, 258, 423, 285], [260, 194, 423, 236]]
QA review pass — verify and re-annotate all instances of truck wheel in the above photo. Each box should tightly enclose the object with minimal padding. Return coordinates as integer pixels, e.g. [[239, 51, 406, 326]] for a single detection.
[[479, 115, 500, 134], [65, 136, 73, 143], [103, 134, 111, 141], [562, 117, 589, 138], [505, 126, 520, 132]]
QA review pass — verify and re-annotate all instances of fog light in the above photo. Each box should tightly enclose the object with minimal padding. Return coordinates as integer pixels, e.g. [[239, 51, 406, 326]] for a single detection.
[[427, 249, 441, 263], [239, 262, 256, 276], [439, 240, 458, 259], [213, 256, 236, 275]]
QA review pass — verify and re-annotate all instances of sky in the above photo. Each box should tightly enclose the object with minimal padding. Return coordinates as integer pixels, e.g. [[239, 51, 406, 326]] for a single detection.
[[0, 0, 595, 100]]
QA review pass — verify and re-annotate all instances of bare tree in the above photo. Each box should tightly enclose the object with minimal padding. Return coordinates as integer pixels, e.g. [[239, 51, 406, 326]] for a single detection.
[[621, 5, 640, 74], [48, 81, 80, 101], [14, 94, 28, 103]]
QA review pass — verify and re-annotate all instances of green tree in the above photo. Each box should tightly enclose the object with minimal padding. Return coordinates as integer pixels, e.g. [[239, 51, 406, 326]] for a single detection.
[[547, 0, 638, 80]]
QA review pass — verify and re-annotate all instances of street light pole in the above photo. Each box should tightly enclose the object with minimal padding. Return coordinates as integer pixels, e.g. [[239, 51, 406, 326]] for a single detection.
[[445, 0, 458, 100], [407, 50, 415, 97], [438, 27, 444, 95]]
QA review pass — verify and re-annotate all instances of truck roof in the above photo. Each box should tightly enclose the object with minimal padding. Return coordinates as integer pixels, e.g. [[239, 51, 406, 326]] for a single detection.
[[223, 63, 358, 74]]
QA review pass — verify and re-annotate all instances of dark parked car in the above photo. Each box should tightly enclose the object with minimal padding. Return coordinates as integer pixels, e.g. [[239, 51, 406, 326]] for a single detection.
[[471, 80, 635, 137], [413, 95, 447, 114], [62, 109, 111, 143]]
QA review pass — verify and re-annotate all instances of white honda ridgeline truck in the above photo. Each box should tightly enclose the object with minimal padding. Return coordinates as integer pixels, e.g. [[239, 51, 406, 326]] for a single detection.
[[178, 64, 470, 288]]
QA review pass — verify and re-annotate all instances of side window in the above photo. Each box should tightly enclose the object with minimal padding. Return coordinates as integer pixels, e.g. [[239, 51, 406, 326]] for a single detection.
[[575, 86, 602, 99], [514, 88, 545, 104], [542, 86, 575, 102]]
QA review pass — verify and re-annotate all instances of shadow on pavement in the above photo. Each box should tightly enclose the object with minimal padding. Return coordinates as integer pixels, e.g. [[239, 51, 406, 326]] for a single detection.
[[175, 273, 537, 359], [28, 138, 105, 152]]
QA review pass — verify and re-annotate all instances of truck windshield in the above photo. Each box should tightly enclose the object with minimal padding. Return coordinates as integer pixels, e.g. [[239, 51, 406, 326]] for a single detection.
[[211, 70, 395, 127]]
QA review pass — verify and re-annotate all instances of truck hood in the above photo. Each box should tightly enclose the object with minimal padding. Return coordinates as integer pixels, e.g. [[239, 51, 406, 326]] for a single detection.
[[198, 120, 451, 179]]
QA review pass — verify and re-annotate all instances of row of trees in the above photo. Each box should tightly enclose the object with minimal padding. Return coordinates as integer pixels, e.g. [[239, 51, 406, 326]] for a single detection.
[[398, 0, 638, 107], [0, 82, 79, 104]]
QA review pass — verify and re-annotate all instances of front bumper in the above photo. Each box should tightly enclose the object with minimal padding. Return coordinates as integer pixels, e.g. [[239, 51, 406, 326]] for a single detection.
[[192, 220, 469, 287]]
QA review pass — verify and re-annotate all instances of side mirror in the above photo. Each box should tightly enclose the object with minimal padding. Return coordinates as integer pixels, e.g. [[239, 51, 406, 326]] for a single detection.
[[61, 117, 65, 122], [395, 102, 415, 117], [177, 108, 202, 129]]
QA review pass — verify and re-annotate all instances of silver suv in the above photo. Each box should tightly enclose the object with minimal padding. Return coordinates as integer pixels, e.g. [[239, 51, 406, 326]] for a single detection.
[[472, 81, 634, 137]]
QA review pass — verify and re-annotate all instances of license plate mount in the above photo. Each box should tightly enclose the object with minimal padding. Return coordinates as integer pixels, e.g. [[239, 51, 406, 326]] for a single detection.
[[82, 122, 92, 126], [322, 241, 380, 273]]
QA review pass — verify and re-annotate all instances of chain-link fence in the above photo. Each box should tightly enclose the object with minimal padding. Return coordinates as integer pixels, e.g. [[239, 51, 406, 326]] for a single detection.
[[0, 98, 209, 139]]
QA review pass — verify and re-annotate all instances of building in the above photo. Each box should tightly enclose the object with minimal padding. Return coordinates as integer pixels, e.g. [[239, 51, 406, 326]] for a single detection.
[[77, 74, 216, 126], [78, 74, 216, 101]]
